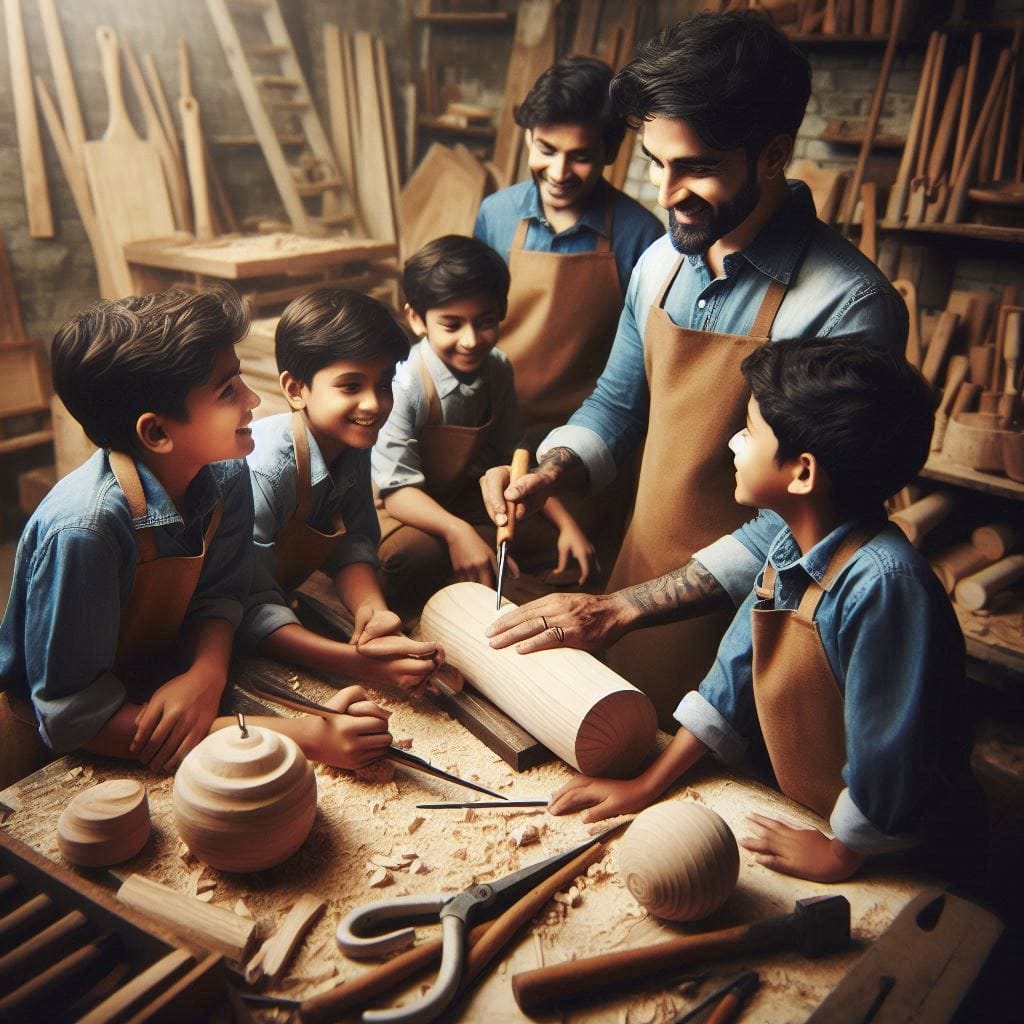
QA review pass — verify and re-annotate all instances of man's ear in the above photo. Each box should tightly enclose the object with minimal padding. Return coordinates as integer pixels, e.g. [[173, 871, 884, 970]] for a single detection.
[[280, 371, 306, 411], [759, 134, 794, 180], [404, 303, 428, 338], [787, 452, 819, 497], [136, 412, 172, 454], [524, 128, 534, 150]]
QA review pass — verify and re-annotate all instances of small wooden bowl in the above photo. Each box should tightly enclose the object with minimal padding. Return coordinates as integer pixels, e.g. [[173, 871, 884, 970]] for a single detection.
[[1001, 429, 1024, 482], [57, 779, 150, 866], [943, 413, 1006, 474], [618, 801, 739, 922], [173, 725, 317, 872]]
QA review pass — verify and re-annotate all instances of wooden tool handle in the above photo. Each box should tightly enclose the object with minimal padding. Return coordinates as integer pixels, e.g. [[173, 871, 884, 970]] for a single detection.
[[495, 448, 531, 548], [512, 924, 760, 1014], [921, 310, 960, 388], [96, 26, 136, 144], [939, 356, 970, 416], [180, 97, 213, 241]]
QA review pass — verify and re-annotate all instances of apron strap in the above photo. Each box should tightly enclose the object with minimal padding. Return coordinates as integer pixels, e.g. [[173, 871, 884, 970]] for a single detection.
[[511, 217, 530, 252], [755, 561, 776, 600], [109, 451, 158, 563], [289, 411, 314, 523], [749, 278, 788, 338], [418, 353, 444, 427], [203, 501, 224, 548], [795, 524, 884, 623], [593, 200, 614, 254]]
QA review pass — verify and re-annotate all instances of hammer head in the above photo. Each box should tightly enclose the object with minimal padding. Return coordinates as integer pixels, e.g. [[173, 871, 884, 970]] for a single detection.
[[794, 895, 850, 957]]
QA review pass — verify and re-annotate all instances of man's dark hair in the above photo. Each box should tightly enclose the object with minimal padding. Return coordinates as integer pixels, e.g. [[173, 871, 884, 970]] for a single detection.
[[514, 56, 627, 161], [51, 284, 250, 453], [740, 338, 934, 518], [610, 11, 811, 155], [275, 287, 409, 384], [403, 235, 511, 320]]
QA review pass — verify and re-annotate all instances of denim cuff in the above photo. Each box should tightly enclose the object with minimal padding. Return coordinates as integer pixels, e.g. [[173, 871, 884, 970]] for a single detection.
[[324, 537, 381, 576], [36, 670, 126, 753], [694, 535, 763, 608], [186, 596, 244, 630], [239, 601, 301, 650], [830, 788, 918, 854], [673, 690, 747, 766]]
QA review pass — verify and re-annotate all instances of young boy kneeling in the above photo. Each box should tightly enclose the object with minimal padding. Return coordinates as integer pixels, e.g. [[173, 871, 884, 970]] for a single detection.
[[371, 235, 594, 613], [550, 338, 986, 885], [0, 288, 389, 785]]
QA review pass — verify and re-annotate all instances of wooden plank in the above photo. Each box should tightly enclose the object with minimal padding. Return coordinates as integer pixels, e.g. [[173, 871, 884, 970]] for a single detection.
[[38, 0, 86, 165], [492, 0, 558, 188], [0, 232, 26, 343], [180, 98, 213, 241], [324, 23, 359, 221], [5, 0, 54, 238], [353, 32, 398, 242], [375, 37, 402, 205], [571, 0, 601, 55]]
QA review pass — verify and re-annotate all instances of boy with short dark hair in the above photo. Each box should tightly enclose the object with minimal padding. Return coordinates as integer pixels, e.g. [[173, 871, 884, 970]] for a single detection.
[[372, 235, 594, 610], [550, 338, 985, 885], [0, 287, 387, 785], [240, 287, 443, 694]]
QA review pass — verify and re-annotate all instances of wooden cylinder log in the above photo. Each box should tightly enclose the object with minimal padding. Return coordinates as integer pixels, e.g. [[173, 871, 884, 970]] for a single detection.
[[172, 725, 317, 872], [971, 522, 1021, 561], [57, 779, 150, 867], [889, 491, 955, 547], [618, 802, 739, 922], [954, 554, 1024, 611], [418, 583, 658, 777], [930, 542, 993, 594]]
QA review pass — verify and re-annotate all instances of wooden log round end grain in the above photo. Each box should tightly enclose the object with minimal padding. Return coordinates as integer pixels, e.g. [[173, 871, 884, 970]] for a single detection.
[[419, 583, 657, 778], [57, 778, 150, 867], [929, 542, 992, 594], [954, 554, 1024, 611], [889, 491, 955, 547], [172, 725, 317, 872], [970, 522, 1020, 561], [618, 801, 739, 922]]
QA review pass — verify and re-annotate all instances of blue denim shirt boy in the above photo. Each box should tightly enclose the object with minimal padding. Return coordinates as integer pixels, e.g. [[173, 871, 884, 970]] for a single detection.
[[0, 450, 254, 751], [676, 518, 978, 855], [474, 178, 663, 293], [240, 412, 382, 646]]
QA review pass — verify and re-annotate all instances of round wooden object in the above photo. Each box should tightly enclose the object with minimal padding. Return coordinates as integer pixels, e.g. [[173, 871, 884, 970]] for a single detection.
[[954, 554, 1024, 611], [172, 725, 317, 872], [971, 522, 1020, 561], [57, 779, 150, 866], [618, 801, 739, 922], [889, 491, 954, 547], [943, 413, 1006, 473], [930, 542, 991, 594], [1002, 430, 1024, 482], [418, 582, 657, 777]]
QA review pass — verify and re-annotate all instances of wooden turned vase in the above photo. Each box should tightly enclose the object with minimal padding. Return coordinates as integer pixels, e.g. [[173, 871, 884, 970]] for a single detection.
[[57, 778, 150, 866], [172, 725, 317, 872], [618, 801, 739, 922]]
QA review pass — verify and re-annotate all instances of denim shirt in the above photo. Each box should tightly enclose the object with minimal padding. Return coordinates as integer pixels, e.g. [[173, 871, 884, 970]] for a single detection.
[[239, 412, 381, 646], [0, 450, 254, 752], [675, 519, 977, 854], [474, 179, 664, 294], [372, 342, 522, 497], [538, 181, 909, 499]]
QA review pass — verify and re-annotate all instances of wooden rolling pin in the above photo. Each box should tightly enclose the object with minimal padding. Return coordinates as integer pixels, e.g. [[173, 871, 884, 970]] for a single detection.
[[999, 311, 1022, 427], [971, 522, 1020, 560], [892, 280, 921, 368], [930, 542, 992, 594], [889, 492, 955, 547], [931, 354, 969, 451], [954, 554, 1024, 611], [920, 310, 960, 389]]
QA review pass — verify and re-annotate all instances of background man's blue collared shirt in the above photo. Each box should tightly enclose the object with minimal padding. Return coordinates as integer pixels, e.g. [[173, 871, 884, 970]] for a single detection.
[[240, 413, 382, 647], [473, 179, 663, 294], [0, 450, 254, 751], [675, 520, 977, 855]]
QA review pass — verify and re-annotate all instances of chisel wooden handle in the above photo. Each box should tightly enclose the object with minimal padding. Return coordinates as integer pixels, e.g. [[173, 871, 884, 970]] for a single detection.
[[495, 448, 531, 548]]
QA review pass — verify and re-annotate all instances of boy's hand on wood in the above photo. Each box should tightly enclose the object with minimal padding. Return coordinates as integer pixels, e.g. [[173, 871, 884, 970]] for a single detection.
[[553, 521, 596, 586], [446, 521, 501, 587], [354, 634, 445, 695], [739, 813, 865, 882], [350, 605, 403, 646], [547, 774, 653, 823], [319, 686, 393, 769], [130, 671, 221, 772]]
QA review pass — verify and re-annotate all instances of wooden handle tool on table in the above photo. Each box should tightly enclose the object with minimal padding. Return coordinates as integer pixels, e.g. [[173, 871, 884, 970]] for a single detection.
[[511, 895, 850, 1015], [495, 447, 531, 609]]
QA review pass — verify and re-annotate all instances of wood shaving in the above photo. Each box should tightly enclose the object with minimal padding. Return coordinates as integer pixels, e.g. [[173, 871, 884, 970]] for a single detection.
[[394, 738, 413, 749], [196, 890, 214, 903], [369, 855, 407, 870], [368, 868, 392, 888], [410, 859, 429, 874], [511, 824, 540, 848], [234, 899, 253, 918], [196, 878, 217, 894], [407, 816, 424, 834]]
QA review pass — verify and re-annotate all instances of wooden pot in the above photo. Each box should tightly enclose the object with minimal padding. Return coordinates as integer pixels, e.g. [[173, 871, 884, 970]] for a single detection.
[[57, 778, 150, 866], [942, 413, 1006, 473], [1001, 429, 1024, 482], [618, 801, 739, 922], [418, 582, 657, 778], [173, 725, 317, 872]]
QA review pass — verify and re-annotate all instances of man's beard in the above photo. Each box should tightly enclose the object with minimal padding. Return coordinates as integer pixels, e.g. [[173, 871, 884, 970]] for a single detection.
[[667, 164, 761, 256]]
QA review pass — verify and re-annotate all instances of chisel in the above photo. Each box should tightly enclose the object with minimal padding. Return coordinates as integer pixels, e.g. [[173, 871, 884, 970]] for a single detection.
[[496, 448, 531, 610]]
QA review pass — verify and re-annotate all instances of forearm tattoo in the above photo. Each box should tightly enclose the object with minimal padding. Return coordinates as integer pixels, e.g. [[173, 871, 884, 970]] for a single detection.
[[623, 559, 730, 627], [537, 447, 588, 488]]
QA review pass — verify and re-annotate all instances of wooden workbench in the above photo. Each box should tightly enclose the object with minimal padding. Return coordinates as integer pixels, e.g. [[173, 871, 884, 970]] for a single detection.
[[0, 661, 942, 1024]]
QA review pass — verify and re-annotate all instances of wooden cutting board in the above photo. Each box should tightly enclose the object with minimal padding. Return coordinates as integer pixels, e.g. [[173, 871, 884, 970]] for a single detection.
[[83, 26, 175, 298]]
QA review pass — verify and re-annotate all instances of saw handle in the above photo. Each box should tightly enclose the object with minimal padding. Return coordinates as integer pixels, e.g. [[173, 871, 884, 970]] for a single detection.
[[495, 448, 531, 549]]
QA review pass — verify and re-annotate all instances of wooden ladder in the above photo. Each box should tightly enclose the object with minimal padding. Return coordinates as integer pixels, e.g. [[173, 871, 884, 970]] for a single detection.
[[204, 0, 357, 235]]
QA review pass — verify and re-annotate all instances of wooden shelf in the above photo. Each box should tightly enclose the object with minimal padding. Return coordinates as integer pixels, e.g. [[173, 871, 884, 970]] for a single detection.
[[880, 221, 1024, 245], [413, 12, 512, 26], [785, 32, 894, 44], [416, 113, 496, 139], [820, 120, 904, 150], [922, 452, 1024, 501]]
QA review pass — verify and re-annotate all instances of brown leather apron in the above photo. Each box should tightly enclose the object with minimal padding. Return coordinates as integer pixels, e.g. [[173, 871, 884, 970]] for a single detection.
[[0, 453, 221, 787], [605, 257, 788, 726], [272, 412, 346, 593], [498, 205, 623, 448], [751, 527, 877, 818]]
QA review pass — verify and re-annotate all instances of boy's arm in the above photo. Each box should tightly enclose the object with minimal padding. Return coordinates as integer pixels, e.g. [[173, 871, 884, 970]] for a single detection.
[[547, 728, 709, 822], [382, 486, 499, 587]]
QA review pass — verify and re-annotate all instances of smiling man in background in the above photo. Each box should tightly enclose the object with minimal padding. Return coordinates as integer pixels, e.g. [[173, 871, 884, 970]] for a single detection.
[[482, 11, 908, 726]]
